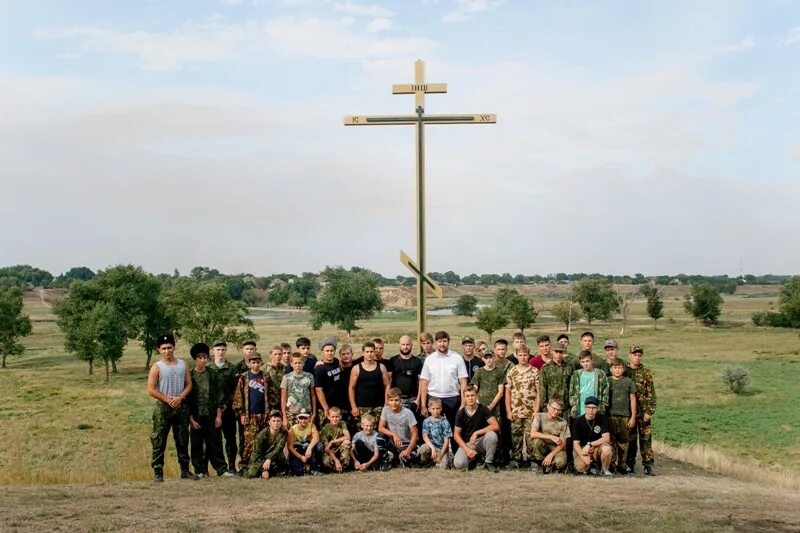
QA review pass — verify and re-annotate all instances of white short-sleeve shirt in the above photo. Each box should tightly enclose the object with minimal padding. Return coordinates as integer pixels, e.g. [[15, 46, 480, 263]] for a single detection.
[[420, 350, 468, 398]]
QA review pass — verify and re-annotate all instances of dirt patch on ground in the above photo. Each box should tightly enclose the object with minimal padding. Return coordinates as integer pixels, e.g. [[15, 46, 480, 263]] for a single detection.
[[2, 457, 799, 532]]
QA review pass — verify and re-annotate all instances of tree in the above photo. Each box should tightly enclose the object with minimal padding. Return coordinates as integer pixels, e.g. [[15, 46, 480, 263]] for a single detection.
[[0, 265, 53, 288], [310, 267, 384, 336], [779, 276, 800, 327], [0, 287, 33, 368], [550, 301, 583, 331], [618, 292, 633, 335], [162, 278, 257, 346], [53, 281, 108, 376], [645, 286, 664, 329], [494, 288, 537, 332], [573, 277, 619, 324], [443, 271, 461, 285], [454, 295, 478, 317], [287, 275, 319, 308], [684, 282, 724, 325], [474, 305, 509, 341], [52, 266, 95, 287]]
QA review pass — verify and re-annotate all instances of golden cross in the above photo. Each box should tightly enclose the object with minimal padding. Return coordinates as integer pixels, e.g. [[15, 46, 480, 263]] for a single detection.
[[392, 60, 448, 109]]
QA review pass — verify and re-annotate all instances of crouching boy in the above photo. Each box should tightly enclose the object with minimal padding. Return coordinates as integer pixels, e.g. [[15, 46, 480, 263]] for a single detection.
[[287, 408, 321, 476], [529, 398, 570, 473], [317, 406, 351, 473], [243, 410, 288, 479], [379, 388, 419, 467], [352, 414, 381, 471], [419, 397, 452, 468]]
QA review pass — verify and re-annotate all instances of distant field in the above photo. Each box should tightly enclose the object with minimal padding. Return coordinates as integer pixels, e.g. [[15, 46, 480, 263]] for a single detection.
[[1, 285, 798, 487]]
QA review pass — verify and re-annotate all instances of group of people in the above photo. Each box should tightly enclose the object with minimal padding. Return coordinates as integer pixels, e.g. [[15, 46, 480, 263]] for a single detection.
[[146, 329, 656, 482]]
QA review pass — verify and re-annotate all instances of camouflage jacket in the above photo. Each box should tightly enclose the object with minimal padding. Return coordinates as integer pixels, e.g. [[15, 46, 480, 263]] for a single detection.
[[210, 360, 241, 407], [567, 369, 609, 418], [233, 371, 271, 417], [265, 365, 285, 415], [539, 360, 574, 409], [188, 367, 225, 419], [625, 364, 656, 417]]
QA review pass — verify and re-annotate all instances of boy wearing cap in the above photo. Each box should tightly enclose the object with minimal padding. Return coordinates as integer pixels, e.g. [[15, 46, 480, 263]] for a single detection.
[[540, 343, 573, 410], [504, 344, 541, 469], [571, 396, 614, 476], [470, 350, 505, 420], [568, 350, 609, 419], [235, 339, 258, 462], [461, 336, 484, 381], [188, 343, 231, 477], [626, 346, 657, 475], [599, 339, 624, 375], [233, 352, 270, 472], [608, 358, 637, 474], [317, 406, 351, 473], [281, 352, 316, 428], [211, 340, 239, 473], [287, 408, 321, 475], [243, 410, 288, 480], [529, 398, 571, 473], [146, 334, 193, 482]]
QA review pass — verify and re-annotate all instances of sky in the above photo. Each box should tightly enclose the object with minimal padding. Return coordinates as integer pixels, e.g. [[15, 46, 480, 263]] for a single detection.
[[1, 0, 799, 278]]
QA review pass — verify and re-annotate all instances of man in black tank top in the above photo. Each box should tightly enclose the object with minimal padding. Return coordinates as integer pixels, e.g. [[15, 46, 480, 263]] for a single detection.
[[349, 342, 389, 428]]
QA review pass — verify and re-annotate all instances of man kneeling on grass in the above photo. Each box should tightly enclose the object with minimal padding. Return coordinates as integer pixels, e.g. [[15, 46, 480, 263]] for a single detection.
[[572, 396, 614, 476], [453, 385, 500, 472], [243, 410, 288, 480], [529, 398, 570, 473]]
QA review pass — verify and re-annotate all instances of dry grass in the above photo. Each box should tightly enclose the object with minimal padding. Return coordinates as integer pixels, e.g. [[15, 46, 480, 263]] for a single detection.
[[2, 460, 800, 532], [654, 440, 800, 491]]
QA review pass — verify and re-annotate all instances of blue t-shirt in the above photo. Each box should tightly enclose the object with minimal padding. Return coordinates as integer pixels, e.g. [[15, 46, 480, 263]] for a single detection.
[[578, 371, 595, 417], [248, 371, 266, 415], [422, 416, 453, 449]]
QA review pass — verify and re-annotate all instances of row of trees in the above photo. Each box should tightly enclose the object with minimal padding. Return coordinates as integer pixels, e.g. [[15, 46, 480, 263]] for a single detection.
[[453, 276, 736, 340], [1, 264, 790, 295]]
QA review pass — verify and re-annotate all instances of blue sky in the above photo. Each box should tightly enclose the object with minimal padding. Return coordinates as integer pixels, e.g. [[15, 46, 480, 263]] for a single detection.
[[1, 1, 798, 277]]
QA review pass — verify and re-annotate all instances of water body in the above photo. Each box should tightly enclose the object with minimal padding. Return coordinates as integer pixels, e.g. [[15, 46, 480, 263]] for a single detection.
[[429, 304, 488, 316]]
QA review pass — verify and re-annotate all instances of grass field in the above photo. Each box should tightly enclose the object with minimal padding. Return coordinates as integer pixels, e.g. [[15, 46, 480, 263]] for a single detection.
[[1, 285, 799, 488]]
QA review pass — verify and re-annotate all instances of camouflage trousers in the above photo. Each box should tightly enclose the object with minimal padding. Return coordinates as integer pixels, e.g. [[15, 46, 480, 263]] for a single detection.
[[243, 454, 287, 479], [510, 417, 534, 463], [627, 417, 654, 467], [151, 402, 190, 472], [609, 415, 631, 469], [316, 440, 352, 471], [355, 406, 384, 429], [239, 414, 269, 470], [530, 438, 568, 471]]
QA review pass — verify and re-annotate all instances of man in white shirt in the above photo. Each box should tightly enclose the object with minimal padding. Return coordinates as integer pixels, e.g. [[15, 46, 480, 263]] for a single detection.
[[419, 330, 469, 429]]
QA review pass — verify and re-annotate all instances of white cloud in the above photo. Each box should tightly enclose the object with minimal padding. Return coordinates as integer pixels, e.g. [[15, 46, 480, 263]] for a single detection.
[[366, 17, 392, 33], [714, 35, 755, 53], [443, 0, 503, 22], [785, 26, 800, 45], [789, 144, 800, 160], [34, 16, 437, 69], [334, 1, 394, 18]]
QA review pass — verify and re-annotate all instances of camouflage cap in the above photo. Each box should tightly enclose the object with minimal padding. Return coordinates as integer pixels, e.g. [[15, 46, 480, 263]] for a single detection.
[[604, 339, 618, 348], [246, 351, 262, 361], [242, 339, 257, 348], [461, 336, 475, 345], [268, 409, 282, 418], [552, 343, 567, 352], [481, 349, 495, 357], [212, 340, 227, 348], [297, 407, 311, 418], [629, 345, 644, 354]]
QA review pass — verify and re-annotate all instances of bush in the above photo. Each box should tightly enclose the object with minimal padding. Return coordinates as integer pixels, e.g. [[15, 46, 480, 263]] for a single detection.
[[752, 311, 793, 328], [721, 365, 750, 394]]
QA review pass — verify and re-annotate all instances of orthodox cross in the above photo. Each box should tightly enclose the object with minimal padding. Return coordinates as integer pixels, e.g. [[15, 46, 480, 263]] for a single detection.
[[345, 60, 496, 338]]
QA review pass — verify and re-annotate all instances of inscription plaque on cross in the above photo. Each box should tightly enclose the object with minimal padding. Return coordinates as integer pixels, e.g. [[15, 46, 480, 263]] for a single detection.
[[345, 60, 496, 339]]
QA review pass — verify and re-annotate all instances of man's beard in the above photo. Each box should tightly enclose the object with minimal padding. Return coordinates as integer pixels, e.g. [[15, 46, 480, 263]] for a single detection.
[[400, 347, 412, 356]]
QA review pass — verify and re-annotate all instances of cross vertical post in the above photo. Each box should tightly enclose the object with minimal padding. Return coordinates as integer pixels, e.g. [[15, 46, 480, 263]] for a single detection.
[[345, 60, 496, 340]]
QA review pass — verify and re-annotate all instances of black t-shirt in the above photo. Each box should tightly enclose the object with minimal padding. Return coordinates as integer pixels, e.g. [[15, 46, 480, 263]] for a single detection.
[[314, 359, 348, 409], [507, 354, 519, 365], [571, 413, 611, 447], [389, 354, 423, 398], [353, 356, 392, 373], [463, 356, 484, 381], [455, 404, 494, 442]]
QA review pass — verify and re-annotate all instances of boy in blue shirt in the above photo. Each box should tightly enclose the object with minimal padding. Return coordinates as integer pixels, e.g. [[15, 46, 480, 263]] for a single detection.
[[419, 397, 452, 468]]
